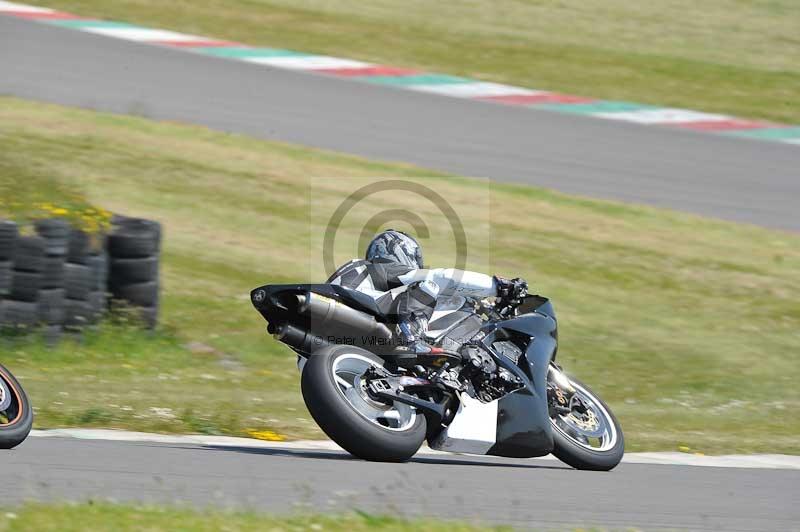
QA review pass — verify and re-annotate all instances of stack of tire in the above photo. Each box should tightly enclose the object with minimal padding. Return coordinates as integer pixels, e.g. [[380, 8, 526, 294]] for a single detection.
[[35, 218, 70, 339], [1, 225, 48, 332], [0, 221, 39, 331], [60, 225, 109, 331], [0, 219, 110, 338], [0, 215, 160, 336], [107, 217, 160, 329]]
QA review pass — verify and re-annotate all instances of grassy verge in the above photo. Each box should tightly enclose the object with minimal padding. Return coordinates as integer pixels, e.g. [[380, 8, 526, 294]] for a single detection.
[[1, 96, 799, 453], [0, 503, 508, 532], [33, 0, 800, 124]]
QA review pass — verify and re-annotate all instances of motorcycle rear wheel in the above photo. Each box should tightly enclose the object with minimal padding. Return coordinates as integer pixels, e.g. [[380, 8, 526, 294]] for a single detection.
[[549, 373, 624, 471], [301, 345, 426, 462], [0, 362, 33, 449]]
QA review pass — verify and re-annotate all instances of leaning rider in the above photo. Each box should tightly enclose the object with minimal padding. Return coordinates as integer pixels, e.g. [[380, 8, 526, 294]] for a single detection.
[[327, 229, 528, 356]]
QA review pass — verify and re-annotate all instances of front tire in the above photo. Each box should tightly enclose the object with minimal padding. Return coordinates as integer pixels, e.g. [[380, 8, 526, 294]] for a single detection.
[[0, 363, 33, 449], [301, 345, 426, 462], [549, 374, 624, 471]]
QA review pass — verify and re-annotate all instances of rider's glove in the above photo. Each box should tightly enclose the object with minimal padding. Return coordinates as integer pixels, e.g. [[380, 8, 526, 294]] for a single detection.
[[494, 276, 528, 302]]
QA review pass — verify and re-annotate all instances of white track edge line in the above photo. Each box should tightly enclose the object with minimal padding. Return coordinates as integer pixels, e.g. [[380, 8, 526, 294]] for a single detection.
[[28, 429, 800, 470]]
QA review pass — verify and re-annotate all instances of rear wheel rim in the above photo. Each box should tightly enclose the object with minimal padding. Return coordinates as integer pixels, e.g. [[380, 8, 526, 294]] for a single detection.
[[549, 368, 618, 452], [331, 353, 416, 432]]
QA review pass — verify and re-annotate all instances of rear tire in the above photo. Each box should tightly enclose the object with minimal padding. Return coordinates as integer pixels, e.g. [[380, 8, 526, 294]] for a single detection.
[[0, 363, 33, 449], [301, 345, 426, 462]]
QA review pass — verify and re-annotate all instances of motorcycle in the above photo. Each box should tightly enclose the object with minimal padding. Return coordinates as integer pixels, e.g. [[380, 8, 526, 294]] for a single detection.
[[251, 283, 623, 470], [0, 362, 33, 449]]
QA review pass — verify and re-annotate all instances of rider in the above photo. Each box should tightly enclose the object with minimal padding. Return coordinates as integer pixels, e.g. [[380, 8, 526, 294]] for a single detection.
[[328, 229, 528, 355]]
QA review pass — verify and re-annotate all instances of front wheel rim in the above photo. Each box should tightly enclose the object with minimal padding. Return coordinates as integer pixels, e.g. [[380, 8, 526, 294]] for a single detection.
[[549, 368, 618, 452], [330, 353, 416, 432]]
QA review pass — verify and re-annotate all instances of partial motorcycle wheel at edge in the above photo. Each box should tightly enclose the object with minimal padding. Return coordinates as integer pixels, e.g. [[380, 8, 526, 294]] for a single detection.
[[0, 362, 33, 449], [301, 344, 426, 462]]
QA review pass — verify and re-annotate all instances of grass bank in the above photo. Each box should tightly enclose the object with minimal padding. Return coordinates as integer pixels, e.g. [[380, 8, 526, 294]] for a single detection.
[[1, 96, 799, 453], [33, 0, 800, 124], [0, 503, 508, 532]]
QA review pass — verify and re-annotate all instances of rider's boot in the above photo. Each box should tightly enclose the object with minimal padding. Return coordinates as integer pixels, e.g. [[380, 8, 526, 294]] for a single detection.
[[394, 317, 444, 366]]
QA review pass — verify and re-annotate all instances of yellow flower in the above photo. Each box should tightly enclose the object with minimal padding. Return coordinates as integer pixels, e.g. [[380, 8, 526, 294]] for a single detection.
[[52, 208, 68, 215], [245, 429, 286, 442]]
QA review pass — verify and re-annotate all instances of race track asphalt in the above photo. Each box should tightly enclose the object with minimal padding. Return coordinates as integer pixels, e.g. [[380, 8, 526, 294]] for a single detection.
[[1, 16, 798, 230], [4, 436, 799, 531]]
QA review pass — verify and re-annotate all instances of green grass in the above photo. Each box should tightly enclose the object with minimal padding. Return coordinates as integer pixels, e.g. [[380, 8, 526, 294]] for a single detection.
[[0, 503, 509, 532], [1, 96, 799, 453], [33, 0, 800, 124]]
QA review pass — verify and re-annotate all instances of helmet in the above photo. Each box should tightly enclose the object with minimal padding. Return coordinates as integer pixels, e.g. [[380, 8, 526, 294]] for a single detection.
[[365, 229, 424, 269]]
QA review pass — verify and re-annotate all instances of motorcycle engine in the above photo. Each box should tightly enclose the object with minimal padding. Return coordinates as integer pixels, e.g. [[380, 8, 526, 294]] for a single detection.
[[460, 344, 523, 403]]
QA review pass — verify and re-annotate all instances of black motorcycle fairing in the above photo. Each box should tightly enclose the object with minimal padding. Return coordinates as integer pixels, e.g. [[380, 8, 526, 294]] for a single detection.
[[483, 310, 558, 457]]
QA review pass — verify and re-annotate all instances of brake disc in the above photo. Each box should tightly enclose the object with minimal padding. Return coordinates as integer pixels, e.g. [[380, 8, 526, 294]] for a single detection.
[[563, 396, 605, 438]]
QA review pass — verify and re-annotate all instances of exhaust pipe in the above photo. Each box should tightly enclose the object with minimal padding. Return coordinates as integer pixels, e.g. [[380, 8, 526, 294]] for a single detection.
[[274, 323, 329, 352], [280, 291, 392, 351]]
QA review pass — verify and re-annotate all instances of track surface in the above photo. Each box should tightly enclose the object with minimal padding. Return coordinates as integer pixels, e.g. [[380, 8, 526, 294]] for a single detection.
[[3, 437, 799, 531], [1, 16, 798, 230]]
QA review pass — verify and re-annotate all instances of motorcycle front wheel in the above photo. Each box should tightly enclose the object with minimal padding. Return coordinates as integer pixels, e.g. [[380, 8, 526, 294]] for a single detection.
[[548, 368, 624, 471], [301, 344, 426, 462], [0, 362, 33, 449]]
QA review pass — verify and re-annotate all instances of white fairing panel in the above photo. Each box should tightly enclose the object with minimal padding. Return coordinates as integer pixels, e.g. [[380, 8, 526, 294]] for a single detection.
[[430, 393, 498, 454]]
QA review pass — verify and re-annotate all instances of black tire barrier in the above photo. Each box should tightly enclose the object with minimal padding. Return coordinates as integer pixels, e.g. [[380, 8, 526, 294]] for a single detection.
[[35, 218, 70, 257], [38, 288, 66, 325], [12, 236, 45, 273], [88, 253, 109, 291], [43, 324, 62, 346], [0, 300, 38, 328], [0, 221, 18, 261], [88, 291, 107, 323], [139, 305, 158, 329], [63, 298, 92, 329], [64, 263, 91, 301], [107, 217, 161, 330], [9, 271, 41, 303], [111, 281, 159, 308], [67, 229, 90, 265], [110, 256, 158, 285], [41, 256, 66, 289], [112, 216, 162, 240], [107, 221, 161, 259], [0, 260, 11, 297], [1, 214, 162, 336]]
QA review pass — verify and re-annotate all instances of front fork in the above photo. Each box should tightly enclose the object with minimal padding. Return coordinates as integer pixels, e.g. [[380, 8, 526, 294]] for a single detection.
[[547, 363, 576, 417]]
